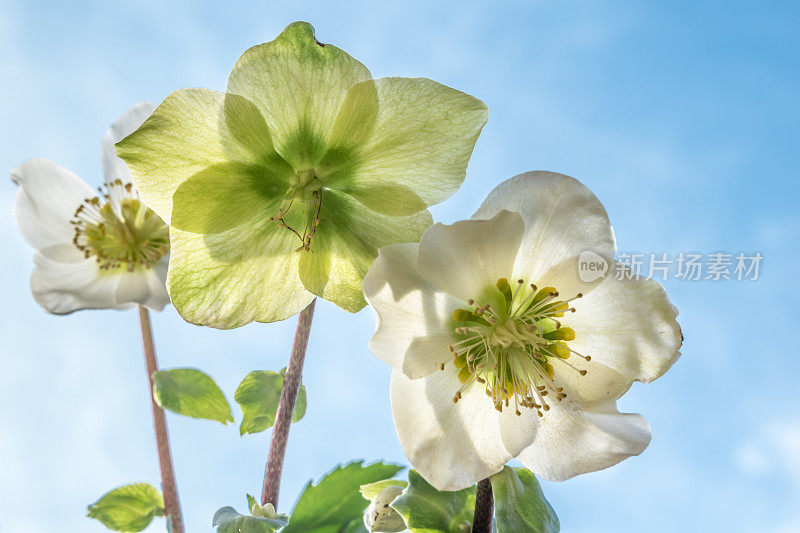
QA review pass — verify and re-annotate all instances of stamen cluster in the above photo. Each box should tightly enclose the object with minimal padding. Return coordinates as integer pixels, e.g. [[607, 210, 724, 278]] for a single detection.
[[446, 278, 591, 417], [71, 179, 169, 271]]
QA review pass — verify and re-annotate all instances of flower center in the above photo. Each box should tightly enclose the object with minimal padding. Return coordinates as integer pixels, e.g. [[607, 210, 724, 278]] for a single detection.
[[446, 278, 591, 417], [270, 168, 324, 252], [71, 179, 169, 272]]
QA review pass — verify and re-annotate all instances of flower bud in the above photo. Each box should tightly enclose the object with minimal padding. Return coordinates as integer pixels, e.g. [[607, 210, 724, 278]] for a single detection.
[[250, 501, 278, 519], [363, 485, 406, 532]]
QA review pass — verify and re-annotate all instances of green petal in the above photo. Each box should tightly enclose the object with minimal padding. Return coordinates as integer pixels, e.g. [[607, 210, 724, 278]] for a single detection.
[[226, 21, 373, 169], [321, 77, 488, 216], [167, 216, 314, 328], [298, 190, 432, 313], [171, 161, 289, 234], [115, 88, 291, 224]]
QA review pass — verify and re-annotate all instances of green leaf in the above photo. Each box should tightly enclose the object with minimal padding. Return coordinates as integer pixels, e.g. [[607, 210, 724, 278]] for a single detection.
[[342, 519, 369, 533], [213, 506, 288, 533], [391, 470, 475, 533], [153, 368, 234, 424], [359, 479, 408, 501], [234, 368, 307, 435], [282, 461, 404, 533], [87, 483, 165, 532], [490, 467, 559, 533]]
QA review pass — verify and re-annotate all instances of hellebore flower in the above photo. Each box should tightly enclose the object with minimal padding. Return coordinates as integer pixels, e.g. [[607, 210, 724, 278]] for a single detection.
[[363, 171, 682, 491], [10, 103, 169, 314], [115, 22, 488, 329]]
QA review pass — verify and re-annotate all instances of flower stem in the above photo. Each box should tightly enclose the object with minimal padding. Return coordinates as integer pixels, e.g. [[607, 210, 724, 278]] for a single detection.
[[261, 298, 317, 508], [137, 306, 184, 533], [473, 478, 494, 533]]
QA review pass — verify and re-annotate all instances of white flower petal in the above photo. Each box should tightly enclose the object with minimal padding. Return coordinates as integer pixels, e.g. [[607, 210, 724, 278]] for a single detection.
[[390, 369, 510, 491], [100, 102, 156, 183], [364, 243, 461, 379], [565, 265, 682, 383], [417, 210, 524, 303], [30, 254, 129, 314], [39, 243, 84, 263], [115, 259, 170, 311], [502, 400, 651, 481], [10, 158, 95, 252], [473, 171, 615, 297], [101, 102, 156, 184], [552, 357, 634, 407]]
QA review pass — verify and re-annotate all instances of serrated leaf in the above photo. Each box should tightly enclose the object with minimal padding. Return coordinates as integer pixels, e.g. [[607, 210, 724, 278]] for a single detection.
[[359, 479, 408, 501], [282, 461, 404, 533], [153, 368, 233, 424], [490, 467, 559, 533], [87, 483, 165, 532], [234, 369, 306, 435], [391, 470, 475, 533], [213, 506, 288, 532]]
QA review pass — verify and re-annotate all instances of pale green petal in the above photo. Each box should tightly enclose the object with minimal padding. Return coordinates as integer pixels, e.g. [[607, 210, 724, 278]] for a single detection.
[[226, 21, 372, 169], [115, 88, 291, 224], [171, 162, 287, 235], [167, 216, 314, 328], [298, 190, 432, 313], [321, 77, 488, 216]]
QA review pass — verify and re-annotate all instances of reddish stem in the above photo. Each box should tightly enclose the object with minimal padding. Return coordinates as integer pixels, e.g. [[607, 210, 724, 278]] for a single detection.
[[138, 306, 184, 532], [261, 299, 317, 508]]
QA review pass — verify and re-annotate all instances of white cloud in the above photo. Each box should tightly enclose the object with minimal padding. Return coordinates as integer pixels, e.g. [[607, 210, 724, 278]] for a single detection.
[[735, 420, 800, 483]]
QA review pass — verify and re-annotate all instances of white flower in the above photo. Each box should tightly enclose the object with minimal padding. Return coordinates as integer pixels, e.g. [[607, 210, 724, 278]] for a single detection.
[[363, 171, 682, 491], [10, 103, 170, 314]]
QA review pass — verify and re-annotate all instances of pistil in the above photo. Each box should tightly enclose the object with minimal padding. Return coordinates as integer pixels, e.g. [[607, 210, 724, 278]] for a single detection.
[[270, 169, 323, 252]]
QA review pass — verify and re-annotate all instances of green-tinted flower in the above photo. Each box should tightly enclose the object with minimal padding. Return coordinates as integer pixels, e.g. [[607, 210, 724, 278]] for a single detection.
[[116, 22, 487, 328]]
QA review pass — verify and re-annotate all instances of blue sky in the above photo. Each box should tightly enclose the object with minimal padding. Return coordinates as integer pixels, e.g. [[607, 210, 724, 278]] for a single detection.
[[1, 1, 798, 531]]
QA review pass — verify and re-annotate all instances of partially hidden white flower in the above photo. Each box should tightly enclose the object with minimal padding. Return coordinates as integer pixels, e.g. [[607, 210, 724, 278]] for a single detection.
[[10, 103, 170, 314], [363, 171, 682, 491]]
